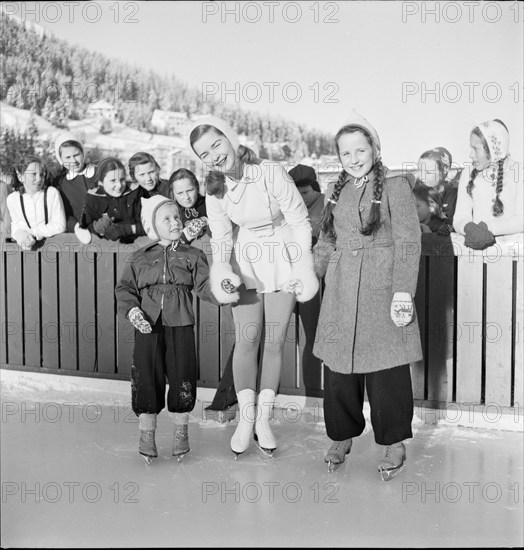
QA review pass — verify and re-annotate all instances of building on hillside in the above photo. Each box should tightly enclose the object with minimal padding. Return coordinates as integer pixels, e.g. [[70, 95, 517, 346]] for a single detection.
[[151, 109, 190, 137], [86, 100, 117, 121]]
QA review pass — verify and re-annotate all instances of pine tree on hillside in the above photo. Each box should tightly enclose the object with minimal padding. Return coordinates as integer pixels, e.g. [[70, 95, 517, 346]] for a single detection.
[[1, 15, 334, 156]]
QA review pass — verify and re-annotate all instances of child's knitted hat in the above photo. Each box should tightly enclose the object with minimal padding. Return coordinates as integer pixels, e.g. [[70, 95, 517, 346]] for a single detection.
[[477, 120, 509, 163], [54, 131, 84, 164], [141, 195, 177, 240], [289, 164, 321, 192], [343, 110, 381, 161], [187, 115, 240, 166]]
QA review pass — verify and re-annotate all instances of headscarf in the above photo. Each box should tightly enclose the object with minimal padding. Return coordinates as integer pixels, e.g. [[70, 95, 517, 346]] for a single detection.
[[188, 115, 240, 167], [54, 131, 83, 164], [342, 109, 381, 161], [477, 120, 510, 163]]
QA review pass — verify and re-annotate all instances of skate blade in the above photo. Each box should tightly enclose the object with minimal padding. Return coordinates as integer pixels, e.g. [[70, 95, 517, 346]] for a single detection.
[[141, 454, 153, 465], [173, 451, 189, 462], [378, 462, 405, 482], [253, 434, 275, 458], [327, 460, 341, 473], [257, 446, 274, 458], [231, 448, 246, 460]]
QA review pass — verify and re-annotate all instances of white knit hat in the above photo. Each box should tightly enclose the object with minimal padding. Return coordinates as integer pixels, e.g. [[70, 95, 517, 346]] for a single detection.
[[342, 109, 381, 161], [141, 196, 177, 240], [54, 131, 84, 164], [187, 115, 240, 166]]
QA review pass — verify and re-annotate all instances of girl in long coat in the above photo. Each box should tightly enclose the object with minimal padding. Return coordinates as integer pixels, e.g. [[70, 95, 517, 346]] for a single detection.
[[313, 111, 422, 480]]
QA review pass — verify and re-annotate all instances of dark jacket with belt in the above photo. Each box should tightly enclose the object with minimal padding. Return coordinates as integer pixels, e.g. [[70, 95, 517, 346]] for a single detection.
[[115, 241, 220, 327], [313, 170, 423, 374]]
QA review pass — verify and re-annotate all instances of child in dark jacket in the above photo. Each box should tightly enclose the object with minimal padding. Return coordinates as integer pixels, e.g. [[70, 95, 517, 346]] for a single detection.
[[413, 182, 454, 236], [115, 195, 220, 462], [81, 157, 145, 243], [53, 132, 97, 244]]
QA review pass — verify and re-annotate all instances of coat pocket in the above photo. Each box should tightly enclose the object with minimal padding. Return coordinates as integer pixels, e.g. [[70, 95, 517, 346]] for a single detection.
[[325, 250, 342, 287], [368, 245, 394, 290]]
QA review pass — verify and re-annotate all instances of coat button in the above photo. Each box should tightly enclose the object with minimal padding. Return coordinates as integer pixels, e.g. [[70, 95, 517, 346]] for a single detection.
[[359, 206, 364, 212], [352, 251, 358, 256]]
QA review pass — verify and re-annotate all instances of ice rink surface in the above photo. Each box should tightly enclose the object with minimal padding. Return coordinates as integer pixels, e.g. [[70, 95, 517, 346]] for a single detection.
[[1, 371, 523, 548]]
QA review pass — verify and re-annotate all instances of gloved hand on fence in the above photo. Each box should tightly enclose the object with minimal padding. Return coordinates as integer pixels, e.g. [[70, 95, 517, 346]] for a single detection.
[[17, 230, 36, 251], [128, 307, 152, 334], [92, 214, 112, 236], [390, 292, 414, 327], [464, 221, 496, 250], [182, 217, 208, 242], [103, 221, 129, 241], [74, 223, 92, 245]]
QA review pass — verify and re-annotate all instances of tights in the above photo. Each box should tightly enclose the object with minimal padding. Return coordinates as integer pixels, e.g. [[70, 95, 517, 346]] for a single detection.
[[231, 286, 296, 392]]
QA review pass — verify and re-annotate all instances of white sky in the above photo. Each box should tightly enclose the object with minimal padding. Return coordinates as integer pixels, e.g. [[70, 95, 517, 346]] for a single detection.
[[7, 0, 524, 167]]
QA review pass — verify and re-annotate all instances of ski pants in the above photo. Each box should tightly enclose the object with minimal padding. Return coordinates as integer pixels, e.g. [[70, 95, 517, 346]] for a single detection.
[[131, 320, 197, 416], [323, 364, 414, 446]]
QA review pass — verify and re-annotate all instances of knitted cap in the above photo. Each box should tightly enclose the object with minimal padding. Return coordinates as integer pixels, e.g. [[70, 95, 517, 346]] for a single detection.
[[141, 196, 177, 240], [477, 120, 509, 163], [54, 131, 84, 164], [342, 109, 381, 161], [187, 115, 240, 164], [289, 164, 321, 192]]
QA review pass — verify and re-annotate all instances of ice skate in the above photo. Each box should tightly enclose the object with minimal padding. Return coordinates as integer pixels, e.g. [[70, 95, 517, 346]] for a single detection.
[[253, 389, 277, 458], [324, 439, 352, 472], [230, 389, 256, 458], [139, 430, 157, 464], [138, 413, 157, 464], [172, 425, 189, 460], [378, 442, 406, 481]]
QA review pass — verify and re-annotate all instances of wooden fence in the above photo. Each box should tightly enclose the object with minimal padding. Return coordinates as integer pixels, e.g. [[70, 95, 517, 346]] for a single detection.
[[1, 232, 522, 413]]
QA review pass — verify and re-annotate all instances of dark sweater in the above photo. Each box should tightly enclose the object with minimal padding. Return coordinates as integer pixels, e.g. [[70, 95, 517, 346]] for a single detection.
[[81, 183, 145, 242], [55, 169, 98, 232], [140, 179, 171, 198]]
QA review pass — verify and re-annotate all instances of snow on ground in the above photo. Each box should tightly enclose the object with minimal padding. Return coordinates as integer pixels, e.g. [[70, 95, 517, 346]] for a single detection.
[[1, 370, 523, 548]]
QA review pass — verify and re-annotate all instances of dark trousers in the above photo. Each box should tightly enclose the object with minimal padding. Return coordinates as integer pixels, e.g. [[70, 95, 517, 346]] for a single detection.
[[323, 364, 414, 445], [132, 321, 197, 416]]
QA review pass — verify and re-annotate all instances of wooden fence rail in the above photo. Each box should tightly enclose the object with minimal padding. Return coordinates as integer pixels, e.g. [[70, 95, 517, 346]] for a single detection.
[[1, 233, 522, 412]]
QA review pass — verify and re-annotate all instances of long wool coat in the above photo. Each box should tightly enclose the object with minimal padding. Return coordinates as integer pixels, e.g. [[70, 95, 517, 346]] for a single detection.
[[313, 171, 423, 374]]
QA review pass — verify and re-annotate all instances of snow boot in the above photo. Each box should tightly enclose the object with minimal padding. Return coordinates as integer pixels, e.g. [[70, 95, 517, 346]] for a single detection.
[[171, 412, 190, 461], [254, 389, 277, 457], [205, 346, 237, 411], [325, 438, 352, 472], [230, 388, 256, 458], [138, 413, 157, 464], [378, 441, 406, 481]]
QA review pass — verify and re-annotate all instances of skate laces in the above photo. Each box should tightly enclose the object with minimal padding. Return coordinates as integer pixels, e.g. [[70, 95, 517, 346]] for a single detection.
[[142, 430, 155, 442], [174, 426, 188, 442]]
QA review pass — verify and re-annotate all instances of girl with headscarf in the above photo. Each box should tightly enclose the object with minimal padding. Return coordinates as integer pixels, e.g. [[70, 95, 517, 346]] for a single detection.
[[313, 110, 422, 480], [453, 119, 523, 250], [415, 146, 458, 226], [189, 115, 318, 459]]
